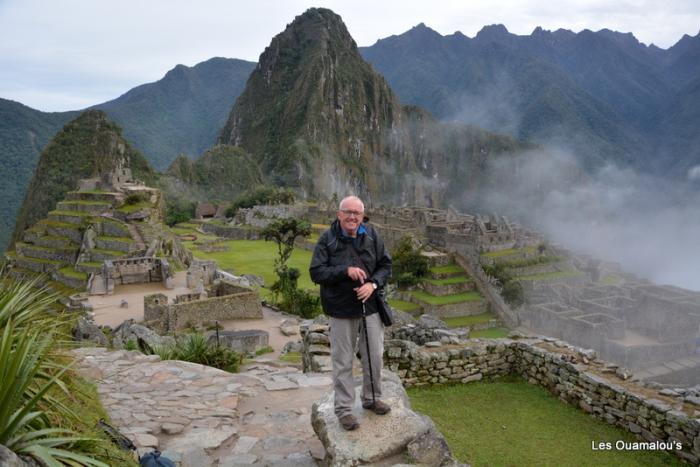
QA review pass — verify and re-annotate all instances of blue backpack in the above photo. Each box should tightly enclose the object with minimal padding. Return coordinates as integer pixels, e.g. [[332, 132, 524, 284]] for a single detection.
[[140, 451, 176, 467]]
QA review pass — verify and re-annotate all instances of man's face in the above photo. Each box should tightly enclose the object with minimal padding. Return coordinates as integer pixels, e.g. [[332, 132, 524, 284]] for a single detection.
[[337, 199, 364, 236]]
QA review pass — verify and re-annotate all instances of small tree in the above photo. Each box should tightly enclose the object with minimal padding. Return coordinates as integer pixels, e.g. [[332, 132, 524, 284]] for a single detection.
[[391, 236, 429, 288], [262, 218, 319, 317]]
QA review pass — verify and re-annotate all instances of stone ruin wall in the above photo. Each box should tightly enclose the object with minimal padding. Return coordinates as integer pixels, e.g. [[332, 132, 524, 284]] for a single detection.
[[384, 338, 700, 464], [298, 316, 700, 464], [144, 283, 262, 333]]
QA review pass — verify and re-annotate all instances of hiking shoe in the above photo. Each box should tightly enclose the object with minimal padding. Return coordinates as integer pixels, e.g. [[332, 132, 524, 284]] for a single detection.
[[362, 399, 391, 415], [339, 414, 360, 431]]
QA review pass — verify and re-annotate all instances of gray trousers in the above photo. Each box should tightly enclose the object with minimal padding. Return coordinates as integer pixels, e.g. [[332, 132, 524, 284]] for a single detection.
[[329, 313, 384, 418]]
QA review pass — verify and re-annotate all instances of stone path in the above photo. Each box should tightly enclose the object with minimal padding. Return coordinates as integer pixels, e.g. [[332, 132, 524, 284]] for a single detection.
[[73, 347, 332, 466]]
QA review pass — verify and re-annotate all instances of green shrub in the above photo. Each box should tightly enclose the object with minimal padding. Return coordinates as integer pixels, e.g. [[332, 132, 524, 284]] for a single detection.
[[483, 263, 524, 307], [391, 236, 428, 288], [124, 192, 149, 205], [150, 333, 241, 373], [165, 197, 196, 227]]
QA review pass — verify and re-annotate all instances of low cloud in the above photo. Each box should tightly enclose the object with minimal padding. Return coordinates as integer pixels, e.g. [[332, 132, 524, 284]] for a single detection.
[[470, 147, 700, 291]]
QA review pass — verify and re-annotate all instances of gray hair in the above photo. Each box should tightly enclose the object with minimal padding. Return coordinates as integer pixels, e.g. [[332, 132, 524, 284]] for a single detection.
[[338, 195, 364, 212]]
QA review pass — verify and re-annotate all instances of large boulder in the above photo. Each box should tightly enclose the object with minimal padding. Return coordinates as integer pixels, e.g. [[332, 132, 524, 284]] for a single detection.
[[112, 319, 175, 351], [0, 445, 40, 466], [311, 370, 434, 466], [73, 317, 109, 346]]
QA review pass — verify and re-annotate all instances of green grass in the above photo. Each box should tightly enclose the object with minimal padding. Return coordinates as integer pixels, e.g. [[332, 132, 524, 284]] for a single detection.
[[50, 210, 90, 217], [63, 200, 111, 206], [18, 256, 62, 265], [408, 376, 683, 467], [410, 290, 482, 305], [481, 246, 537, 258], [69, 189, 106, 194], [91, 248, 125, 257], [96, 235, 133, 243], [279, 351, 302, 364], [255, 345, 274, 356], [58, 267, 88, 280], [443, 312, 496, 328], [388, 298, 421, 313], [518, 271, 585, 281], [189, 239, 317, 299], [40, 219, 78, 229], [429, 264, 464, 275], [470, 327, 511, 338], [424, 275, 471, 286]]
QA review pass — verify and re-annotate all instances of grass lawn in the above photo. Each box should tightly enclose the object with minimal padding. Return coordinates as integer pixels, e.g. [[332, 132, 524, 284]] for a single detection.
[[518, 271, 585, 281], [429, 264, 464, 275], [425, 275, 471, 286], [443, 312, 496, 328], [410, 290, 483, 305], [388, 298, 421, 313], [470, 327, 510, 338], [279, 351, 302, 364], [188, 239, 317, 298], [408, 376, 683, 467]]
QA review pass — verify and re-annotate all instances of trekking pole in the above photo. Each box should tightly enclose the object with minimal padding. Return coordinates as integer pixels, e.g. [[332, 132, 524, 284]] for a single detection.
[[361, 301, 377, 406]]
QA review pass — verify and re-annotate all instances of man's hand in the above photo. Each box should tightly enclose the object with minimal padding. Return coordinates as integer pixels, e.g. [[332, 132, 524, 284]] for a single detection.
[[354, 282, 375, 303], [347, 266, 367, 283]]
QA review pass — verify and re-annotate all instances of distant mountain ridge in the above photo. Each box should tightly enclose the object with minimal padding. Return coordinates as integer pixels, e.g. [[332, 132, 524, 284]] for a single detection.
[[0, 57, 254, 250], [359, 24, 700, 176], [218, 8, 535, 206], [2, 20, 699, 250], [94, 57, 256, 170]]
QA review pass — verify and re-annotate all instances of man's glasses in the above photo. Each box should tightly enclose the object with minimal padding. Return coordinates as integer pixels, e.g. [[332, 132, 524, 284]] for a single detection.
[[340, 210, 363, 217]]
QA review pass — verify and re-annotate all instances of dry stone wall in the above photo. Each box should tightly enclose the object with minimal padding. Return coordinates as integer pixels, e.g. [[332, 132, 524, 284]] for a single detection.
[[384, 338, 700, 464]]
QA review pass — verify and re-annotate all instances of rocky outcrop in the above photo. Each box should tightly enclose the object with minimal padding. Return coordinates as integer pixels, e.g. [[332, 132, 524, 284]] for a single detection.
[[311, 370, 465, 466], [111, 319, 175, 350], [73, 317, 109, 346]]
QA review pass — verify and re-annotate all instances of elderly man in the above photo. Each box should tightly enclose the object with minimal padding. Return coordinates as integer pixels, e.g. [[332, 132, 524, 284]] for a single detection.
[[309, 195, 392, 431]]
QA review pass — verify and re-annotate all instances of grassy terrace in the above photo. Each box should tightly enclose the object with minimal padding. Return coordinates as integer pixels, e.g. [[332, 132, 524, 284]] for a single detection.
[[91, 247, 125, 257], [425, 275, 471, 286], [410, 290, 482, 305], [63, 200, 112, 206], [97, 235, 133, 243], [116, 201, 152, 213], [470, 327, 510, 338], [58, 267, 87, 280], [40, 219, 77, 229], [388, 298, 421, 313], [408, 376, 683, 467], [429, 264, 464, 275], [518, 271, 586, 281], [481, 246, 537, 258], [443, 311, 496, 328], [50, 210, 90, 217]]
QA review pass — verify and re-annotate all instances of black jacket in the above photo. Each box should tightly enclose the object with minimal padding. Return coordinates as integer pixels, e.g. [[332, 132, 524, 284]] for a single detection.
[[309, 220, 392, 319]]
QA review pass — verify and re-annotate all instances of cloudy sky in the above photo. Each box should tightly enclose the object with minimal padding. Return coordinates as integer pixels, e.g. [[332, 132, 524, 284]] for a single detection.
[[1, 0, 699, 112]]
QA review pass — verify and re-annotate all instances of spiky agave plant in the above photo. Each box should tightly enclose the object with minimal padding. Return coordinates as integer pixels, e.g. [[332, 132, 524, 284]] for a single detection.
[[0, 268, 108, 466], [0, 320, 107, 466]]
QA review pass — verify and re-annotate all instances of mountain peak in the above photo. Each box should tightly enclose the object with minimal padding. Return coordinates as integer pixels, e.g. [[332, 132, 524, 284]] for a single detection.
[[476, 24, 511, 41]]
